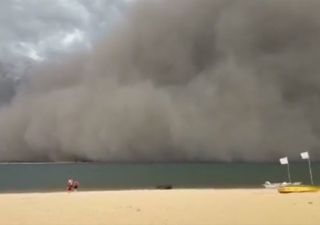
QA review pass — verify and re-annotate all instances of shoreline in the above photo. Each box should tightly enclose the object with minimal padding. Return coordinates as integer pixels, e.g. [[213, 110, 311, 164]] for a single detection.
[[0, 186, 267, 194]]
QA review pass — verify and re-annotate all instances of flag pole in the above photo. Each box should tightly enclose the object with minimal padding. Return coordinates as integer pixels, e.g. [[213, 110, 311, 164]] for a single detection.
[[300, 151, 314, 185], [287, 162, 291, 183], [280, 157, 291, 183], [307, 158, 314, 185]]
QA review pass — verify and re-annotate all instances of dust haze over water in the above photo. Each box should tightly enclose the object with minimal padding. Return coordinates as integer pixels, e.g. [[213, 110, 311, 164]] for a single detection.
[[0, 0, 320, 162]]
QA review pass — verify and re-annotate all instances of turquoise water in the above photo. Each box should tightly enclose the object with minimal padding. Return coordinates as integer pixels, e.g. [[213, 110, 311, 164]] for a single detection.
[[0, 162, 318, 193]]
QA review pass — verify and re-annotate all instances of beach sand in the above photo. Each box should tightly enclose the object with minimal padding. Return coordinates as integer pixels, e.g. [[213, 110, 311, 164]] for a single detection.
[[0, 189, 319, 225]]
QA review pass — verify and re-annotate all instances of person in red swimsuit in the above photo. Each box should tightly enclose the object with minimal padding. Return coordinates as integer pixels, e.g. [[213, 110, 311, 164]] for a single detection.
[[67, 178, 74, 192]]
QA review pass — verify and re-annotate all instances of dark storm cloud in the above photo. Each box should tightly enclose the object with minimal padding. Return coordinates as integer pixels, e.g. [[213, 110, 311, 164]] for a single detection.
[[0, 0, 320, 162]]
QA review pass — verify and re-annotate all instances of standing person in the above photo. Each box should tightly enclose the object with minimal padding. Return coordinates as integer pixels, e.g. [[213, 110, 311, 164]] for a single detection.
[[67, 178, 74, 192], [73, 180, 80, 191]]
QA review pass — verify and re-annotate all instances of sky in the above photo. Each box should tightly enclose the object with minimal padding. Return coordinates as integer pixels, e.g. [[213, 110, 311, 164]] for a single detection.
[[0, 0, 130, 61], [0, 0, 130, 105], [0, 0, 320, 162]]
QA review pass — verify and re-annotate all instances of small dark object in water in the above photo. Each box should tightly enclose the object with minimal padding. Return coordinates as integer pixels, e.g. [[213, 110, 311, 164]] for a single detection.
[[156, 185, 173, 189]]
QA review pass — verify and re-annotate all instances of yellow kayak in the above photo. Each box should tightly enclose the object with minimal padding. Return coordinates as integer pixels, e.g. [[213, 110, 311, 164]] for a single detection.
[[278, 185, 319, 193]]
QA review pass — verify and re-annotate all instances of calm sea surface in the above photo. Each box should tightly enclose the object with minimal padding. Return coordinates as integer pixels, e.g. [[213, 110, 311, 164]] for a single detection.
[[0, 162, 318, 193]]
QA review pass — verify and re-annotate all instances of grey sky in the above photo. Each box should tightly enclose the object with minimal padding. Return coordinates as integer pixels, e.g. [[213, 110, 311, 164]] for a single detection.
[[0, 0, 130, 105], [0, 0, 129, 62]]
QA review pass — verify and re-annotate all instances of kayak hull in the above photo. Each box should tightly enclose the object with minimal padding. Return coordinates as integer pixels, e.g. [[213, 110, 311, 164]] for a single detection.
[[278, 185, 319, 193]]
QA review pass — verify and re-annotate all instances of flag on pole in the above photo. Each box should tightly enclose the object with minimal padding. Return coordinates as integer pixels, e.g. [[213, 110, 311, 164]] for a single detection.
[[300, 152, 310, 160], [279, 157, 288, 165]]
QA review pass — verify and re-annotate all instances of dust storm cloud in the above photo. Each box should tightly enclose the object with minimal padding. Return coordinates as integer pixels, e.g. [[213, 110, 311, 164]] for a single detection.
[[1, 0, 320, 162]]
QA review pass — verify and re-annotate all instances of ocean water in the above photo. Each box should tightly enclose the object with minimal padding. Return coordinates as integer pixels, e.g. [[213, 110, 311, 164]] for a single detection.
[[0, 162, 318, 193]]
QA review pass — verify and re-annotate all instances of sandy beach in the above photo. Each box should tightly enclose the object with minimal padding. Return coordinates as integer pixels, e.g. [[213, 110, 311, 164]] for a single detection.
[[0, 189, 319, 225]]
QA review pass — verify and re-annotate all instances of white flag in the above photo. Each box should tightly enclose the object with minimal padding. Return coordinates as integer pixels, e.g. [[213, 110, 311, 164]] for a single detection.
[[279, 157, 288, 165], [300, 151, 310, 160]]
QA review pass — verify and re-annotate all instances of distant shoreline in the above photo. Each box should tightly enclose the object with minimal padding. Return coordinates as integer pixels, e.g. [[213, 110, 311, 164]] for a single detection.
[[0, 161, 319, 164]]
